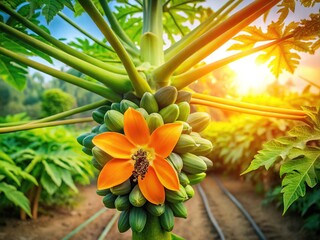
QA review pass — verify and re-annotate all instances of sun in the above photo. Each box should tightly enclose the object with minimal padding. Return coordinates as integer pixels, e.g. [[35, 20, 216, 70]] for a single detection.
[[229, 54, 275, 95]]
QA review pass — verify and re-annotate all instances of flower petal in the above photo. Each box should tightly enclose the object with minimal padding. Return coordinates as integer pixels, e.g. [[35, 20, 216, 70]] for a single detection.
[[97, 158, 134, 190], [93, 132, 135, 158], [124, 108, 150, 146], [152, 156, 179, 191], [138, 167, 165, 205], [149, 123, 183, 158]]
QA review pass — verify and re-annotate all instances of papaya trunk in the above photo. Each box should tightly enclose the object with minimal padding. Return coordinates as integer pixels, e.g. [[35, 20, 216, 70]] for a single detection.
[[31, 186, 42, 220], [20, 186, 36, 220], [132, 213, 171, 240]]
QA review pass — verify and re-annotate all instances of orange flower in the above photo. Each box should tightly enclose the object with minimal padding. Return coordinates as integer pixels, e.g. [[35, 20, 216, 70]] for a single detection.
[[92, 108, 182, 205]]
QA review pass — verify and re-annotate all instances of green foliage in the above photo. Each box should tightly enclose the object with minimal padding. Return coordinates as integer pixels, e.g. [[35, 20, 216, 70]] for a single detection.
[[0, 124, 95, 216], [244, 107, 320, 213], [0, 4, 52, 90], [229, 18, 315, 77], [0, 151, 37, 217], [0, 73, 45, 118], [203, 114, 292, 175], [264, 185, 320, 236], [293, 13, 320, 50], [68, 38, 119, 62], [277, 0, 319, 23], [41, 88, 76, 117], [27, 0, 74, 23]]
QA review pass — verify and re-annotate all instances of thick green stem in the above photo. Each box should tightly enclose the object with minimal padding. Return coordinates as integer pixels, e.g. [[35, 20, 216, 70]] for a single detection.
[[172, 35, 293, 89], [132, 213, 171, 240], [99, 0, 138, 52], [165, 0, 242, 60], [0, 47, 122, 102], [0, 3, 128, 75], [0, 23, 132, 93], [152, 0, 280, 85], [140, 0, 164, 67], [78, 0, 152, 96], [0, 118, 93, 134], [27, 99, 110, 125]]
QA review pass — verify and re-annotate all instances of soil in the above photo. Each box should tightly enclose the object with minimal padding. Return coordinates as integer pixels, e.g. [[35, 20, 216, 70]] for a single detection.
[[0, 173, 311, 240]]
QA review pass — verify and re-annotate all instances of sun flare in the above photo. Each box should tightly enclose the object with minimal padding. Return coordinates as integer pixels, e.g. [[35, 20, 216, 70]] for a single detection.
[[229, 55, 275, 95]]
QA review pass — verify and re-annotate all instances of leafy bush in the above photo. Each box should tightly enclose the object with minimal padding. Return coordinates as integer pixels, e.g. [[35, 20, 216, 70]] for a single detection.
[[203, 115, 292, 175], [264, 185, 320, 236], [41, 88, 76, 117], [0, 118, 94, 218], [0, 151, 37, 217]]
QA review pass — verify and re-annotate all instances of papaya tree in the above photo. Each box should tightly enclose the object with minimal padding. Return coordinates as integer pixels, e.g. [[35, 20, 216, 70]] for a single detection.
[[0, 0, 319, 239]]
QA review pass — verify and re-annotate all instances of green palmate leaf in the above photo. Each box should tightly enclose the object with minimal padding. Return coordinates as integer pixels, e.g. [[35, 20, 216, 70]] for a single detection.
[[294, 13, 320, 51], [40, 171, 59, 195], [0, 182, 32, 217], [280, 147, 320, 213], [0, 151, 14, 164], [241, 141, 286, 174], [0, 159, 38, 186], [43, 161, 62, 187], [0, 46, 28, 90], [244, 108, 320, 212], [277, 0, 319, 23], [19, 171, 38, 186], [243, 125, 320, 174], [1, 0, 25, 9], [163, 0, 208, 41], [68, 38, 118, 62], [229, 20, 314, 77], [60, 168, 78, 193], [51, 157, 71, 170], [276, 0, 296, 23], [28, 0, 73, 23], [0, 162, 21, 186]]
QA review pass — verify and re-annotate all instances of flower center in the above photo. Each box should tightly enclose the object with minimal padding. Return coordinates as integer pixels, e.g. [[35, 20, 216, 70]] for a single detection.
[[131, 149, 150, 182]]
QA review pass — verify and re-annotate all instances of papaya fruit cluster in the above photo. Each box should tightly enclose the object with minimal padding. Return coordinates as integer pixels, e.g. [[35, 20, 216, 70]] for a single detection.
[[77, 86, 213, 234]]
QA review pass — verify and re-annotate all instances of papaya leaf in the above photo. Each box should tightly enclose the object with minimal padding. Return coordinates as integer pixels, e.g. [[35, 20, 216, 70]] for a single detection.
[[229, 20, 315, 77], [60, 168, 78, 193], [243, 125, 320, 174], [275, 0, 317, 23], [0, 151, 14, 164], [244, 107, 320, 213], [0, 162, 21, 186], [1, 0, 25, 9], [40, 171, 58, 195], [293, 13, 320, 51], [0, 182, 32, 217], [277, 0, 296, 23], [43, 161, 62, 187], [242, 141, 286, 174], [0, 160, 38, 186], [280, 147, 320, 213], [28, 0, 73, 23]]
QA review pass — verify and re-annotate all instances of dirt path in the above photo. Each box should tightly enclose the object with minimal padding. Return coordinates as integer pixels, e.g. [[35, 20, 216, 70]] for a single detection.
[[0, 174, 309, 240]]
